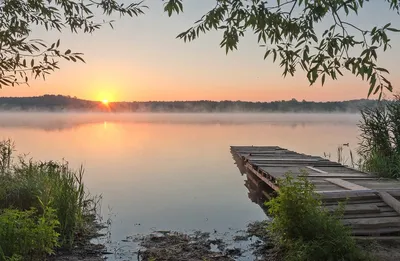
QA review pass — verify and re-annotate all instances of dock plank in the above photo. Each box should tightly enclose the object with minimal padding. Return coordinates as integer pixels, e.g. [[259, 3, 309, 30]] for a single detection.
[[343, 217, 400, 229], [378, 192, 400, 215], [325, 178, 370, 191], [325, 204, 380, 214]]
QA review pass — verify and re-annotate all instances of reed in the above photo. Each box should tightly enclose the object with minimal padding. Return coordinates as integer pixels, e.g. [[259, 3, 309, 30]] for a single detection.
[[358, 95, 400, 179], [0, 140, 99, 260]]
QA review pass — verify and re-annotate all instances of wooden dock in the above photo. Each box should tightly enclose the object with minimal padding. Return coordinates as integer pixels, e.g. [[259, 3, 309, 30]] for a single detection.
[[231, 145, 400, 236]]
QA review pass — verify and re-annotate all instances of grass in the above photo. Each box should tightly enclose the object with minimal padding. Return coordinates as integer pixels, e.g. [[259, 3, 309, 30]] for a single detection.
[[265, 172, 370, 261], [0, 139, 99, 260], [358, 95, 400, 179]]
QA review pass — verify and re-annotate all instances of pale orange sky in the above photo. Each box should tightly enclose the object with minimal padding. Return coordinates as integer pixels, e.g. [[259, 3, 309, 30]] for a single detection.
[[1, 1, 399, 102]]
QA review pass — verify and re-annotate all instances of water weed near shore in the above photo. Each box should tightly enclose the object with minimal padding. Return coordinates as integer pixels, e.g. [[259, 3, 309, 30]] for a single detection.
[[0, 140, 102, 260]]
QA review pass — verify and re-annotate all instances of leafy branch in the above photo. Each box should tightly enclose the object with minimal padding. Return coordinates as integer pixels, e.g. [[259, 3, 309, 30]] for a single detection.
[[165, 0, 400, 98], [0, 0, 148, 88]]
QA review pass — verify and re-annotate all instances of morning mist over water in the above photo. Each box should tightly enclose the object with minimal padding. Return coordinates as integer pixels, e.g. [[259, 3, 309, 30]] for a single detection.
[[0, 112, 361, 131], [0, 112, 361, 248]]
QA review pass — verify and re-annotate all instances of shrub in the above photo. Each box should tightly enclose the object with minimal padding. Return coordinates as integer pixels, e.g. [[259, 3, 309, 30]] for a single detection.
[[266, 173, 368, 261], [0, 207, 59, 261]]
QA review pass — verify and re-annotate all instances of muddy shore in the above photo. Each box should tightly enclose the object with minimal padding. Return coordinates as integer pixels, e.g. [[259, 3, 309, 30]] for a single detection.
[[50, 219, 400, 261]]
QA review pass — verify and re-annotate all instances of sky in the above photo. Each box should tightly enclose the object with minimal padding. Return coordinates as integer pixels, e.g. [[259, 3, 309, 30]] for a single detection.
[[1, 0, 400, 102]]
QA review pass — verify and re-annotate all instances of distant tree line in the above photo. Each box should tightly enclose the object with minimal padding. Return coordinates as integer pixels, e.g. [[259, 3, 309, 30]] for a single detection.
[[0, 95, 381, 113]]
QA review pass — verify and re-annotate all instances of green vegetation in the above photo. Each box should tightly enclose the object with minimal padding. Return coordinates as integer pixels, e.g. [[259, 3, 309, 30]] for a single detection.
[[266, 173, 368, 261], [0, 94, 380, 112], [358, 95, 400, 178], [0, 208, 60, 261], [0, 140, 98, 260]]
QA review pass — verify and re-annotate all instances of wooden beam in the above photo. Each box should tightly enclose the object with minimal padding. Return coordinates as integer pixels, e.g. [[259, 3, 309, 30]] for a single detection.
[[248, 158, 321, 162], [318, 189, 376, 195], [302, 174, 371, 178], [378, 191, 400, 215], [306, 166, 328, 174], [325, 178, 370, 191], [354, 236, 400, 241], [324, 204, 380, 214], [245, 163, 280, 191], [343, 216, 400, 229], [318, 190, 379, 201], [352, 227, 400, 236], [342, 211, 398, 219]]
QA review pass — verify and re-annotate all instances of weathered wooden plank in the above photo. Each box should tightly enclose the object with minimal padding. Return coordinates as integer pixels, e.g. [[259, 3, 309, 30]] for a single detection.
[[351, 180, 400, 188], [307, 166, 328, 174], [254, 162, 343, 167], [323, 199, 384, 206], [325, 178, 370, 191], [314, 166, 363, 174], [343, 217, 400, 229], [353, 236, 400, 241], [314, 184, 345, 191], [341, 177, 389, 180], [231, 147, 285, 152], [248, 158, 323, 162], [325, 204, 380, 214], [318, 190, 379, 201], [352, 227, 400, 236], [312, 162, 345, 166], [378, 191, 400, 215], [231, 145, 282, 149], [384, 190, 400, 197], [356, 183, 400, 190], [304, 174, 372, 178], [255, 163, 320, 167], [343, 211, 399, 219], [324, 199, 392, 207], [238, 150, 299, 154], [245, 163, 280, 191]]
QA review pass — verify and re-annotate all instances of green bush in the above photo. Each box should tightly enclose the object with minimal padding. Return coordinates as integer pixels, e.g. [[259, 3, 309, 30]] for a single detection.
[[266, 173, 368, 261], [358, 96, 400, 178], [0, 208, 59, 261]]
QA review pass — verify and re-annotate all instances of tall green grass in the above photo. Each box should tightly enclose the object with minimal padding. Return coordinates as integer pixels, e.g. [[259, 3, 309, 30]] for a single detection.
[[358, 95, 400, 179], [0, 140, 99, 260]]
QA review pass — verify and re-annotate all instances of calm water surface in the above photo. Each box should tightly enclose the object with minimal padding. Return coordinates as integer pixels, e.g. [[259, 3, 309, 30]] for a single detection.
[[0, 113, 362, 257]]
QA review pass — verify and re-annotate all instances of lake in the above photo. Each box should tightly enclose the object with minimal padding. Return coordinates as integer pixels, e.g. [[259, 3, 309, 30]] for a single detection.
[[0, 112, 362, 258]]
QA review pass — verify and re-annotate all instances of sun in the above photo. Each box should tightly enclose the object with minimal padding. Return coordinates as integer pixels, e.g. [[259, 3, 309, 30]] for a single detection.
[[102, 99, 109, 105]]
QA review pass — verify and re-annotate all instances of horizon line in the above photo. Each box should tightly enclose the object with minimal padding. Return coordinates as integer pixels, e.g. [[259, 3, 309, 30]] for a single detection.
[[0, 94, 378, 103]]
